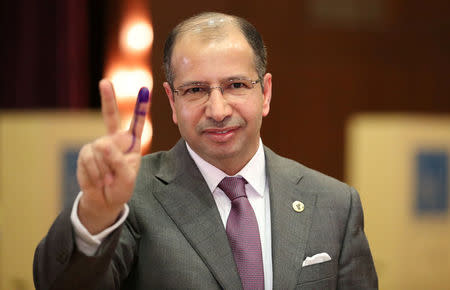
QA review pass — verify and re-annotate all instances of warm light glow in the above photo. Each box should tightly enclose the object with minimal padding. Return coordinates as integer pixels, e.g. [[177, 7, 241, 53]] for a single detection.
[[122, 114, 153, 152], [121, 21, 153, 52], [110, 69, 153, 99], [105, 7, 153, 154]]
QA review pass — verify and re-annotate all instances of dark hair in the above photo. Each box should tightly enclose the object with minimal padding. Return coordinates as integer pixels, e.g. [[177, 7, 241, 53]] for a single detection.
[[163, 12, 267, 88]]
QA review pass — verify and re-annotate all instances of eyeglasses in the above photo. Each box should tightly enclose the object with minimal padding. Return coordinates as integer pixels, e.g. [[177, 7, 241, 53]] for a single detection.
[[173, 78, 261, 100]]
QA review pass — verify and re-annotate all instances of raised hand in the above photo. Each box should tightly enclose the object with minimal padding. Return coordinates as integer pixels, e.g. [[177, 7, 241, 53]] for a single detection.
[[76, 79, 150, 234]]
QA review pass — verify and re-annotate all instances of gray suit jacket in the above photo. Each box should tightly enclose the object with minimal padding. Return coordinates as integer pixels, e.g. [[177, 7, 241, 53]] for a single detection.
[[34, 140, 377, 289]]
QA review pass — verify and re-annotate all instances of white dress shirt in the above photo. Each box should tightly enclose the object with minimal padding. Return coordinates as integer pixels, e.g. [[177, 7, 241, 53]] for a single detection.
[[71, 140, 273, 289], [186, 140, 273, 290]]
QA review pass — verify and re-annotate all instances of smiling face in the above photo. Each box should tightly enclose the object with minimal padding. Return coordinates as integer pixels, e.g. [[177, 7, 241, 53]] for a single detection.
[[163, 26, 272, 175]]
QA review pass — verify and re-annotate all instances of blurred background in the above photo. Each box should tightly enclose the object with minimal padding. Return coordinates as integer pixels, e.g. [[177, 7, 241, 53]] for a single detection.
[[0, 0, 449, 289]]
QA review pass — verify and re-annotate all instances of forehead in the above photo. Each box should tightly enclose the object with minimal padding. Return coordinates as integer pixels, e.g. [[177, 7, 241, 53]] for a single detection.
[[171, 27, 256, 83]]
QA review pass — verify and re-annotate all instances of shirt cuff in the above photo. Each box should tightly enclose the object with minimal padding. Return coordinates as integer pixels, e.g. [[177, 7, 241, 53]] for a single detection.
[[70, 191, 129, 256]]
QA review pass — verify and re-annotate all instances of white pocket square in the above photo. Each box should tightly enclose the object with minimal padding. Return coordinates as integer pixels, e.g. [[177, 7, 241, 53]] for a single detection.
[[302, 252, 332, 267]]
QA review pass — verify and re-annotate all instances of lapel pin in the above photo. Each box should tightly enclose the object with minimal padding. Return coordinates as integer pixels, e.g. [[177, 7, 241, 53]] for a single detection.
[[292, 201, 304, 213]]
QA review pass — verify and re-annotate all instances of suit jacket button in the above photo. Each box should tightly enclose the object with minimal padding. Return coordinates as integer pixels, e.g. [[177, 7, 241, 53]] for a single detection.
[[292, 201, 304, 212]]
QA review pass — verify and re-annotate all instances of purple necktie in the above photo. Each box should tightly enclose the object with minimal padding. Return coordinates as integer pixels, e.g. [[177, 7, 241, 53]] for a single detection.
[[218, 177, 264, 290]]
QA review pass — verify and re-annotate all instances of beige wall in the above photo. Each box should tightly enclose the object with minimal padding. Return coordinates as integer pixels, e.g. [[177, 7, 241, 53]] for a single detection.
[[0, 112, 104, 290], [346, 114, 450, 289]]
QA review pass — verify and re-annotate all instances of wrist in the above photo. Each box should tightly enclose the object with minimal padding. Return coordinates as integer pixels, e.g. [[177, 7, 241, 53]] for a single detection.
[[78, 194, 124, 235]]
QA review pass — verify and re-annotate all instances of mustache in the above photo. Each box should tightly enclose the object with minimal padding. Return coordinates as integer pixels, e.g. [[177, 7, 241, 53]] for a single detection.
[[197, 116, 246, 132]]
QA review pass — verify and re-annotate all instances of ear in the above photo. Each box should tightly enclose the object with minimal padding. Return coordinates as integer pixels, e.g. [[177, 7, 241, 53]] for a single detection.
[[262, 73, 272, 117], [163, 82, 178, 124]]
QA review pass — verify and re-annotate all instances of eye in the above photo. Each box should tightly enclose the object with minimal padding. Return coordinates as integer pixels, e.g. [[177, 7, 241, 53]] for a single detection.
[[182, 86, 207, 95], [228, 81, 251, 90], [231, 82, 244, 89]]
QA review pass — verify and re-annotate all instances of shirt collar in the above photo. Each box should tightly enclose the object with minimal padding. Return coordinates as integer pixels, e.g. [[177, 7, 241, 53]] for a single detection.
[[186, 139, 266, 197]]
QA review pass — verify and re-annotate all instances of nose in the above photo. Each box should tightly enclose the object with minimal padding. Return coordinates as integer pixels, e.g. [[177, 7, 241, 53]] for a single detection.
[[204, 87, 232, 122]]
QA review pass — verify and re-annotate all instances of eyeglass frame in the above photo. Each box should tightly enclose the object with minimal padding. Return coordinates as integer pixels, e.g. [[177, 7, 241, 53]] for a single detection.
[[172, 78, 261, 97]]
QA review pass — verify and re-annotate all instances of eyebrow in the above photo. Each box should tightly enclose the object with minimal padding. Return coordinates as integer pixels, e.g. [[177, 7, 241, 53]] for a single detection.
[[177, 75, 253, 87], [177, 81, 209, 88]]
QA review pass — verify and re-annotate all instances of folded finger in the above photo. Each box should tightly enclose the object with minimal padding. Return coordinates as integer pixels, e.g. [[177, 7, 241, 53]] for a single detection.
[[102, 142, 134, 187], [93, 146, 112, 182], [78, 145, 103, 187]]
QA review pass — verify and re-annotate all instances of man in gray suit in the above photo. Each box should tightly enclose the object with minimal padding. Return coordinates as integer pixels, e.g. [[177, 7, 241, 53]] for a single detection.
[[34, 12, 378, 289]]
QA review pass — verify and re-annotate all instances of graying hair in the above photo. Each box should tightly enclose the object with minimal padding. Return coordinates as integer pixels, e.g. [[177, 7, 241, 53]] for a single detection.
[[163, 12, 267, 88]]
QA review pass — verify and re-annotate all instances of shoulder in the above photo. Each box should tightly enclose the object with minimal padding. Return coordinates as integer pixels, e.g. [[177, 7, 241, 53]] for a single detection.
[[138, 139, 188, 181], [140, 149, 173, 173]]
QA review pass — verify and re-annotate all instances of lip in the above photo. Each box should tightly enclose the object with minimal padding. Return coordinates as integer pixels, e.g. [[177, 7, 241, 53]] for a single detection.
[[202, 126, 239, 142]]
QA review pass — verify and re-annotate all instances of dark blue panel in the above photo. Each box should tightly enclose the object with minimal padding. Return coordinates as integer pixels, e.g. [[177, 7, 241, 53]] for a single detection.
[[62, 147, 80, 209], [416, 151, 448, 213]]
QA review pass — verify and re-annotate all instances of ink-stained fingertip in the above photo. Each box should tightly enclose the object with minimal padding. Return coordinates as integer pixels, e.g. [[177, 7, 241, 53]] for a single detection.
[[138, 87, 150, 103]]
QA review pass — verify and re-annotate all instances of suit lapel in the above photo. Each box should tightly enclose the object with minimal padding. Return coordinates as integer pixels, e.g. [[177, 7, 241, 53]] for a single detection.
[[265, 147, 317, 289], [152, 140, 243, 290]]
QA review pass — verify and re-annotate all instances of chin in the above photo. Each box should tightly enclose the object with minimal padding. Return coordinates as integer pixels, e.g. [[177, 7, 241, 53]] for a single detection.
[[202, 145, 240, 160]]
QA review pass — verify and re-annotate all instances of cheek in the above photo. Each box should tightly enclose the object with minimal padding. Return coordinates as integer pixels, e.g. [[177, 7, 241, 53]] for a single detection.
[[176, 103, 202, 130], [239, 99, 264, 122]]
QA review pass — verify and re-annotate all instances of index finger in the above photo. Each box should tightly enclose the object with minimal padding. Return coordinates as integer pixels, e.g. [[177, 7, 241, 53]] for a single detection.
[[128, 87, 150, 143], [99, 79, 121, 134]]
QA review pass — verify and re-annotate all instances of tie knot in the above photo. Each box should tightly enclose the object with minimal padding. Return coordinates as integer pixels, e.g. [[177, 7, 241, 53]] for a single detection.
[[218, 177, 247, 201]]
